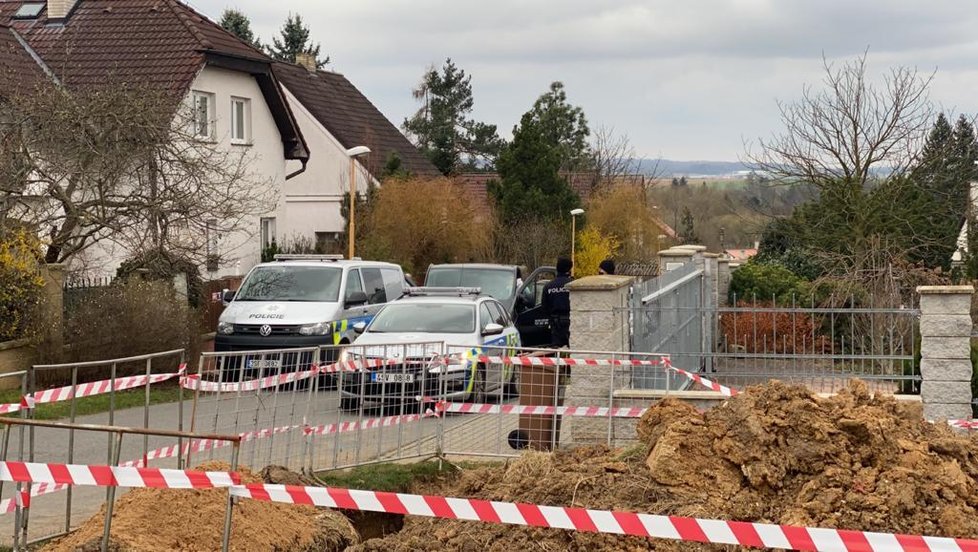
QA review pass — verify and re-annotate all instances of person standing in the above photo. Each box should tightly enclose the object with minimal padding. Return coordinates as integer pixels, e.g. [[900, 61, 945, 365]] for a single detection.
[[598, 259, 616, 275], [542, 257, 573, 348]]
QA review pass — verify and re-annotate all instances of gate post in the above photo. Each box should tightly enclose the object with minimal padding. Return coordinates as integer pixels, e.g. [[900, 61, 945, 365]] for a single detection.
[[564, 275, 634, 447], [917, 285, 974, 421]]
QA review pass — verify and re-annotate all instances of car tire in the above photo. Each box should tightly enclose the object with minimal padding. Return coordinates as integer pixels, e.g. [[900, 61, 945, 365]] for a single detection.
[[467, 366, 487, 404], [340, 396, 360, 412]]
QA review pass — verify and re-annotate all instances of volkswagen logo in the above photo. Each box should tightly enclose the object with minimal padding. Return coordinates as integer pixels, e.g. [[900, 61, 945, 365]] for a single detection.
[[259, 324, 272, 337]]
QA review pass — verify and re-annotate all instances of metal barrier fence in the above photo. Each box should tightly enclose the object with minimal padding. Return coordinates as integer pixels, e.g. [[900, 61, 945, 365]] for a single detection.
[[0, 417, 239, 551], [187, 342, 449, 475], [0, 349, 186, 547], [437, 347, 671, 458]]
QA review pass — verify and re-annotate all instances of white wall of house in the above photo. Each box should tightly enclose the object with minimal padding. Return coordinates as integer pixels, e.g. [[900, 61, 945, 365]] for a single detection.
[[73, 65, 288, 279], [952, 181, 978, 265], [281, 86, 376, 254]]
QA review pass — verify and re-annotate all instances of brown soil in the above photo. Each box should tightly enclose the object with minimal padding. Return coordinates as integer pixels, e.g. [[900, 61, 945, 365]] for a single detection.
[[351, 380, 978, 551], [42, 462, 359, 552]]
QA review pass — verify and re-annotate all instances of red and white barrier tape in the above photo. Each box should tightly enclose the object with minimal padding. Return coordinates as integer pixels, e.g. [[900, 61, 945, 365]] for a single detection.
[[476, 355, 667, 367], [182, 358, 409, 393], [230, 482, 978, 552], [303, 409, 439, 437], [421, 399, 645, 418], [0, 461, 239, 489], [0, 365, 187, 414]]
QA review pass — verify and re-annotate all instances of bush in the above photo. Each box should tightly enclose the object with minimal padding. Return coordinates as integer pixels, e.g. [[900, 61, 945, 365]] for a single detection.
[[574, 226, 619, 276], [359, 177, 491, 274], [44, 279, 200, 386], [720, 301, 830, 353], [728, 260, 809, 304], [586, 186, 664, 260], [0, 229, 44, 342]]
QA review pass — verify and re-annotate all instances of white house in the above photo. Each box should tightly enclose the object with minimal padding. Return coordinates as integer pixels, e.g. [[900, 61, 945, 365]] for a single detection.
[[0, 0, 436, 281]]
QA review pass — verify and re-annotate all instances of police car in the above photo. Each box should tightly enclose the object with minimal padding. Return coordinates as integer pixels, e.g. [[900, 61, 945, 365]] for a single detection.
[[338, 287, 520, 410]]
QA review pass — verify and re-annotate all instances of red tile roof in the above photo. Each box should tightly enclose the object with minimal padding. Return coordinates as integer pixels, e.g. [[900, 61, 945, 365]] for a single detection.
[[0, 25, 45, 96], [0, 0, 307, 160], [273, 61, 440, 182]]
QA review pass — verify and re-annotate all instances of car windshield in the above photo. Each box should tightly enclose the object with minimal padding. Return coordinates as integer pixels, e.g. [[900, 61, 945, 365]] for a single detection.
[[425, 268, 515, 303], [235, 266, 342, 302], [369, 303, 475, 334]]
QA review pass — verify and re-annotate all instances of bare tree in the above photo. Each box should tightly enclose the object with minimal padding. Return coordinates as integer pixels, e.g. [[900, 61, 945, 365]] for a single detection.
[[0, 78, 274, 267], [746, 52, 934, 192]]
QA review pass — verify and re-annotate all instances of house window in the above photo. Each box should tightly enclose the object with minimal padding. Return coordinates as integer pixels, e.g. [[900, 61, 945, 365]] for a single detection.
[[260, 217, 277, 249], [230, 97, 251, 144], [205, 219, 219, 272], [192, 91, 215, 140]]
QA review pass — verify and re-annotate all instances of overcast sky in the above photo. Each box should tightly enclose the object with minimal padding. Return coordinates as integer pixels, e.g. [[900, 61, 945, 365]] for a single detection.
[[192, 0, 978, 161]]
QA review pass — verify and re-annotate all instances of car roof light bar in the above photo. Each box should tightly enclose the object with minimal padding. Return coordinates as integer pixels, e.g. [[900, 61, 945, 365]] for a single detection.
[[273, 254, 347, 262], [405, 287, 482, 296]]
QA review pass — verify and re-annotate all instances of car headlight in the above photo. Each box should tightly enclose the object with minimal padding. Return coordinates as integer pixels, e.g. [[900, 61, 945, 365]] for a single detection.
[[298, 321, 332, 336], [217, 321, 234, 335]]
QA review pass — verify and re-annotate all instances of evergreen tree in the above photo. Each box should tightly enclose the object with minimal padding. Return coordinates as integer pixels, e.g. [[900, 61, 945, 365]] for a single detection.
[[525, 82, 592, 172], [680, 206, 699, 244], [269, 13, 328, 67], [402, 59, 504, 175], [489, 113, 580, 222], [219, 9, 262, 50]]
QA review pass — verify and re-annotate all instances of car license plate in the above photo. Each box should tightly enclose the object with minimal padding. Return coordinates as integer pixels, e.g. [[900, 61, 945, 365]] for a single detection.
[[372, 373, 415, 384], [247, 359, 282, 369]]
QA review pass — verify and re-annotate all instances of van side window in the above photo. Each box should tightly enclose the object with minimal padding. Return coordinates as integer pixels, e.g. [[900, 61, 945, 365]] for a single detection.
[[380, 268, 405, 301], [345, 269, 363, 300], [361, 268, 387, 304]]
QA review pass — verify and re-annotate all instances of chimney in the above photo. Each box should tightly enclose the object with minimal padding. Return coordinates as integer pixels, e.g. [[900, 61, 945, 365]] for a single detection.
[[295, 52, 317, 73], [47, 0, 77, 20]]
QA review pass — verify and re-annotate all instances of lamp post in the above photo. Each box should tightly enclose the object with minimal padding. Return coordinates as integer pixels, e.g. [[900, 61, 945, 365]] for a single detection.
[[345, 146, 371, 259], [570, 208, 585, 276]]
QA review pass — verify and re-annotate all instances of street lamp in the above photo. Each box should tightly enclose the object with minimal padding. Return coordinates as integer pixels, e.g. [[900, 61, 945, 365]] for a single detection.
[[570, 208, 585, 276], [345, 146, 371, 259]]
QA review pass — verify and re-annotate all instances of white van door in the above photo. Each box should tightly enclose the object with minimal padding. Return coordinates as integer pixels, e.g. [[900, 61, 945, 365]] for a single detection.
[[335, 268, 369, 344]]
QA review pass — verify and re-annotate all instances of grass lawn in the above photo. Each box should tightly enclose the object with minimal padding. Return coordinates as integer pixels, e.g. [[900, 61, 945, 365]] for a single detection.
[[316, 459, 499, 493], [0, 384, 186, 421]]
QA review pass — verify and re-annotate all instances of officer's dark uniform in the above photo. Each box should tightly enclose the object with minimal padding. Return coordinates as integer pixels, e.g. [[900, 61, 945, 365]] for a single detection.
[[542, 258, 573, 348]]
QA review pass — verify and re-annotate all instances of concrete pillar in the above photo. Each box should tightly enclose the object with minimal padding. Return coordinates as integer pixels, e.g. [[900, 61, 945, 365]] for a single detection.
[[717, 258, 731, 307], [917, 285, 974, 421], [42, 263, 65, 352], [563, 275, 634, 446], [657, 247, 695, 275]]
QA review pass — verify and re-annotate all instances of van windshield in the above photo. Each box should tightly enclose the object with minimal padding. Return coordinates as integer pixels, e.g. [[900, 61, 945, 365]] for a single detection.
[[425, 267, 515, 303], [235, 266, 342, 302]]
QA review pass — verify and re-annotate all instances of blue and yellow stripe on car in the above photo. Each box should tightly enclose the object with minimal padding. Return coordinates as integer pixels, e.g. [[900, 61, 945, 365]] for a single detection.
[[463, 347, 482, 394], [332, 319, 349, 345]]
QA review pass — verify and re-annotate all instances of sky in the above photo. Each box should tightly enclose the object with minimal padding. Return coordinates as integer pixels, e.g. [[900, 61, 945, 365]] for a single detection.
[[191, 0, 978, 162]]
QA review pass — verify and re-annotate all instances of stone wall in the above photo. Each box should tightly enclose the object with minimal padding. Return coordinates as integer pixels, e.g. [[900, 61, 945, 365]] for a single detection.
[[0, 339, 32, 390]]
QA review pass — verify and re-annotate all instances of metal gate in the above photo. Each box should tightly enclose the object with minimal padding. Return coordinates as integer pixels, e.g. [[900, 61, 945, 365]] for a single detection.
[[629, 262, 709, 389]]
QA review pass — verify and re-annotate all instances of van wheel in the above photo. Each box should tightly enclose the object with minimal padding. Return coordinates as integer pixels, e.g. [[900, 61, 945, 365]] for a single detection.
[[467, 366, 487, 404], [340, 396, 360, 412]]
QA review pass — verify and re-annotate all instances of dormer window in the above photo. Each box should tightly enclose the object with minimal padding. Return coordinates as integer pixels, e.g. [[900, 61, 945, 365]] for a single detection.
[[13, 3, 44, 19]]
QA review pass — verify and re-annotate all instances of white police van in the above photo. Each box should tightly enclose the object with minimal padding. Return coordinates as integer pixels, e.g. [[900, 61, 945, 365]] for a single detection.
[[215, 255, 406, 358]]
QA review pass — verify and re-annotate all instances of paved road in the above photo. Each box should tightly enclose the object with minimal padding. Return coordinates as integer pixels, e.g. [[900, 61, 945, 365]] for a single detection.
[[0, 387, 521, 545]]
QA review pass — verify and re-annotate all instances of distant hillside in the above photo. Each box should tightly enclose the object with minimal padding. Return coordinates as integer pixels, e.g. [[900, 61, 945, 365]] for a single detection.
[[634, 159, 751, 177]]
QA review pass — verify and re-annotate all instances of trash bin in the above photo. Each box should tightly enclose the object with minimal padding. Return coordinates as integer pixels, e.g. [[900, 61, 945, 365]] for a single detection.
[[507, 363, 569, 451]]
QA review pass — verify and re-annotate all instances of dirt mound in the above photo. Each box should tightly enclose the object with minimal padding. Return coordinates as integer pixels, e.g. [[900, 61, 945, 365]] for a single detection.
[[42, 462, 359, 552], [354, 380, 978, 551]]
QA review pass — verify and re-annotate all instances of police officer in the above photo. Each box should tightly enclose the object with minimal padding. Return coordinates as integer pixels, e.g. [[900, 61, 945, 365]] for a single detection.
[[542, 257, 573, 348], [598, 259, 615, 275]]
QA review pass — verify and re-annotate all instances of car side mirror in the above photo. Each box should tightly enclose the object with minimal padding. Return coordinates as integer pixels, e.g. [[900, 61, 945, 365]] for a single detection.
[[353, 322, 367, 334], [482, 323, 505, 336], [345, 290, 368, 307], [221, 289, 235, 305]]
